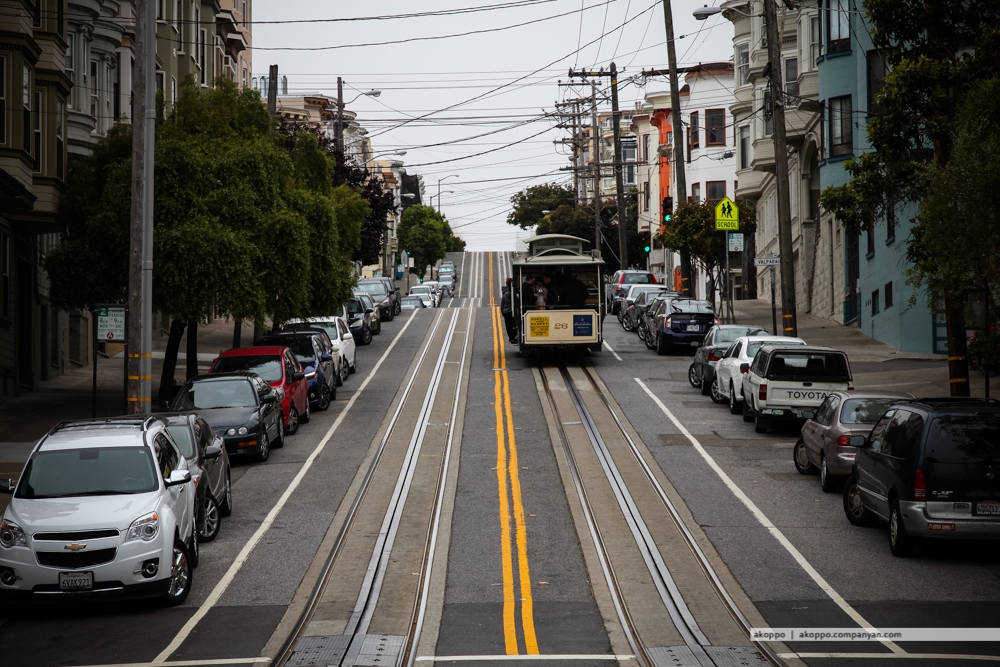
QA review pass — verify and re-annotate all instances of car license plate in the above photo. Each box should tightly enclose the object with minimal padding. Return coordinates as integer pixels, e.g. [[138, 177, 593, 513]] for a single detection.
[[59, 571, 93, 591], [974, 500, 1000, 516], [686, 324, 700, 332]]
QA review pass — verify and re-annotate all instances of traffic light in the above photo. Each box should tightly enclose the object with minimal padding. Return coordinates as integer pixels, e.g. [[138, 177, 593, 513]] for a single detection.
[[662, 196, 674, 223], [642, 231, 651, 253]]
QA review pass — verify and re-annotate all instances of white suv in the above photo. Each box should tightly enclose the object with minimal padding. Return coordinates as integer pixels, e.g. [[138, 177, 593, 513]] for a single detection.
[[0, 417, 198, 605]]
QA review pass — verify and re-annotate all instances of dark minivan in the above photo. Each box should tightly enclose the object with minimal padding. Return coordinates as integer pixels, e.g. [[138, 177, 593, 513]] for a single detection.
[[843, 398, 1000, 556]]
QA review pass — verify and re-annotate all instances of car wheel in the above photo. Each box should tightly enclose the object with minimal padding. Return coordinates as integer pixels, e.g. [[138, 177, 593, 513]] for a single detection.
[[729, 383, 741, 415], [688, 363, 702, 388], [362, 328, 373, 345], [342, 360, 350, 383], [889, 499, 916, 556], [820, 456, 838, 493], [300, 400, 311, 424], [710, 376, 728, 404], [793, 439, 818, 474], [316, 388, 331, 411], [754, 413, 769, 433], [655, 332, 667, 356], [220, 472, 233, 517], [162, 538, 193, 606], [700, 369, 712, 396], [199, 494, 221, 542], [843, 474, 879, 527], [285, 405, 300, 436], [617, 309, 625, 326], [742, 392, 754, 422], [258, 429, 272, 460], [644, 328, 655, 350]]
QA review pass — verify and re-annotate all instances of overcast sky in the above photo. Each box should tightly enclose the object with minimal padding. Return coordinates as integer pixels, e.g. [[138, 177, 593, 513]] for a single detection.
[[254, 0, 731, 251]]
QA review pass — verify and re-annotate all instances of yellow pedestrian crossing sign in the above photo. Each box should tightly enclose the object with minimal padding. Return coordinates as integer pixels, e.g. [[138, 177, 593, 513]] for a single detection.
[[714, 196, 739, 230]]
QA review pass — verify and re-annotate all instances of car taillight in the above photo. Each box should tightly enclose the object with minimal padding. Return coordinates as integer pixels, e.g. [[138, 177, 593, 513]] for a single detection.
[[836, 435, 853, 447], [664, 316, 672, 328], [914, 469, 926, 500], [707, 352, 721, 362], [759, 384, 767, 401], [714, 317, 720, 326]]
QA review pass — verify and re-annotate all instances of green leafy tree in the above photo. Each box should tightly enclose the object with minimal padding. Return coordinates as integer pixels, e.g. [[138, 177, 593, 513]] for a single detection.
[[507, 183, 575, 229], [451, 235, 467, 252], [819, 0, 1000, 394], [398, 205, 451, 278]]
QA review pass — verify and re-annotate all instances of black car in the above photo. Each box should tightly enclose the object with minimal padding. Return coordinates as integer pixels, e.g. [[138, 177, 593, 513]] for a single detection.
[[690, 324, 769, 401], [844, 397, 1000, 556], [644, 298, 718, 355], [163, 413, 232, 542], [354, 293, 382, 335], [635, 295, 669, 343], [170, 373, 284, 462], [344, 297, 373, 344], [356, 279, 396, 321], [625, 289, 678, 334], [257, 330, 337, 408]]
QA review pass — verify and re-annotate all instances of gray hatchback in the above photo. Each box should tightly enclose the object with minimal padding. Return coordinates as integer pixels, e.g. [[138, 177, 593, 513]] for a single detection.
[[794, 390, 914, 491]]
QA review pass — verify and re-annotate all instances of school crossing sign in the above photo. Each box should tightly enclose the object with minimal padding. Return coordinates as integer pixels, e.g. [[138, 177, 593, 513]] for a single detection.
[[714, 196, 739, 231]]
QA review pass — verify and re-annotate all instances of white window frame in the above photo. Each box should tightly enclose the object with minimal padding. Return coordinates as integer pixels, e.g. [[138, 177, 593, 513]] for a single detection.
[[736, 43, 750, 86]]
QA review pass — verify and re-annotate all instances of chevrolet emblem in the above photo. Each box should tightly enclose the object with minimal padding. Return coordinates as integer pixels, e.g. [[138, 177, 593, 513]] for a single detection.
[[64, 543, 87, 552]]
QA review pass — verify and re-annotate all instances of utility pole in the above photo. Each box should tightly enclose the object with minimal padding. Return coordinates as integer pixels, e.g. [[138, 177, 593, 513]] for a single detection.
[[609, 63, 629, 270], [336, 76, 344, 155], [763, 0, 797, 337], [127, 0, 154, 414], [591, 81, 601, 255], [659, 0, 691, 296]]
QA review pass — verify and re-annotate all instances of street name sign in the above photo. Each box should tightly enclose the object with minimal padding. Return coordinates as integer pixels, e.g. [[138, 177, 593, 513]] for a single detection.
[[96, 306, 126, 341], [754, 256, 781, 267], [715, 196, 739, 230]]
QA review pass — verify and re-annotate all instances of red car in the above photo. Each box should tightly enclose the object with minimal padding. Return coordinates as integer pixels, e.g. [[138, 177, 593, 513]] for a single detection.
[[209, 346, 311, 435]]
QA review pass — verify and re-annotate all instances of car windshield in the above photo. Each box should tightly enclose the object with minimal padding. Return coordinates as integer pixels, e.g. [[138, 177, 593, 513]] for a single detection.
[[841, 398, 900, 424], [717, 327, 766, 344], [165, 425, 197, 458], [261, 338, 314, 364], [174, 379, 257, 410], [746, 340, 803, 358], [671, 301, 714, 314], [16, 447, 158, 498], [346, 300, 364, 315], [411, 287, 430, 294], [401, 298, 422, 307], [212, 355, 283, 382], [439, 267, 454, 274], [767, 352, 851, 381], [355, 294, 374, 307], [356, 283, 387, 296], [623, 273, 655, 284], [925, 415, 1000, 464]]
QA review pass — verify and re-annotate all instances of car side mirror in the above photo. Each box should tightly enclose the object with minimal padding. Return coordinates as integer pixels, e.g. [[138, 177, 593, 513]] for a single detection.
[[365, 308, 373, 315], [262, 393, 277, 404], [165, 470, 192, 487], [849, 435, 867, 448], [0, 479, 15, 494], [293, 371, 305, 382], [801, 410, 816, 420], [320, 353, 333, 362], [205, 445, 223, 460], [739, 363, 750, 374]]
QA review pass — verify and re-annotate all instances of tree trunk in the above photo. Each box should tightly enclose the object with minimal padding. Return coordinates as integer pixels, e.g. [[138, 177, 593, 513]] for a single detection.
[[253, 323, 264, 344], [157, 319, 186, 404], [680, 250, 693, 298], [232, 319, 241, 349], [186, 319, 199, 380], [944, 285, 971, 397]]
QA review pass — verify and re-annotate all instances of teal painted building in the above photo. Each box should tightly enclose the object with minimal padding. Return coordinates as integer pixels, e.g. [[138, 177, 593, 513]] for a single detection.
[[816, 0, 944, 354]]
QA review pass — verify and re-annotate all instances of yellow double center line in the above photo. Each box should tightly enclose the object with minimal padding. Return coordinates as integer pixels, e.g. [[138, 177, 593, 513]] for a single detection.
[[489, 252, 539, 655]]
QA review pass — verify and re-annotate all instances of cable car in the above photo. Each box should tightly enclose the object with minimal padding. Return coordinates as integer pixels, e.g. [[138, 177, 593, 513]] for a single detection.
[[511, 234, 605, 355]]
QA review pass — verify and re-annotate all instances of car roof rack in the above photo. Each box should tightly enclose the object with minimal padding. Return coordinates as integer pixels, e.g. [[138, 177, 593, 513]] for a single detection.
[[48, 415, 159, 436]]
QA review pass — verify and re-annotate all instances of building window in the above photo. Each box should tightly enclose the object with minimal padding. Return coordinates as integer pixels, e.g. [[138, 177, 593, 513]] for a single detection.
[[56, 99, 64, 179], [643, 133, 650, 162], [867, 50, 887, 117], [643, 181, 650, 212], [739, 125, 750, 169], [707, 181, 726, 206], [199, 29, 207, 84], [0, 56, 6, 144], [1, 235, 8, 318], [33, 0, 41, 27], [176, 0, 182, 49], [706, 109, 725, 145], [866, 225, 875, 257], [89, 60, 98, 118], [58, 0, 65, 36], [785, 58, 799, 97], [690, 111, 699, 149], [871, 289, 880, 316], [622, 138, 637, 185], [827, 0, 850, 54], [884, 282, 893, 309], [810, 16, 821, 63], [112, 61, 120, 121], [171, 77, 177, 105], [763, 90, 773, 136], [23, 65, 31, 154], [155, 71, 164, 94], [65, 33, 74, 84], [157, 0, 164, 20], [886, 206, 895, 244], [828, 95, 852, 157], [691, 182, 701, 203], [736, 43, 749, 86], [33, 91, 41, 171]]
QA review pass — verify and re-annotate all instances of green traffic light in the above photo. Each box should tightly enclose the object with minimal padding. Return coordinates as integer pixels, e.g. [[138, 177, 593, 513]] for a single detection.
[[644, 245, 651, 253]]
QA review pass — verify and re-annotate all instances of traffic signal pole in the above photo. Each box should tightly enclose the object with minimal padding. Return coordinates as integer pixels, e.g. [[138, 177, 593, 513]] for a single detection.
[[659, 0, 690, 296]]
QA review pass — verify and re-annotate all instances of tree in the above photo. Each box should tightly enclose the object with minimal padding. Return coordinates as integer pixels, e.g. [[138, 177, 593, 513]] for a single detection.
[[398, 205, 451, 278], [451, 235, 467, 252], [507, 183, 575, 229], [819, 0, 1000, 395]]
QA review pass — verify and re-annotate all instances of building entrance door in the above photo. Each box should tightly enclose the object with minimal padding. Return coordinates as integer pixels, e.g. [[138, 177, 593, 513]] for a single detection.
[[845, 233, 859, 324]]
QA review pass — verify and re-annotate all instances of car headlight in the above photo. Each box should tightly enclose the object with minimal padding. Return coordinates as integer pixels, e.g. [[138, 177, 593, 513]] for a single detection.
[[305, 371, 316, 380], [0, 519, 26, 548], [226, 428, 237, 436], [237, 426, 248, 435], [126, 512, 159, 542]]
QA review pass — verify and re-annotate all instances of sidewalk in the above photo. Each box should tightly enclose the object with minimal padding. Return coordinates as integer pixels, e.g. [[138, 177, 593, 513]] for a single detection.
[[0, 318, 257, 446], [732, 299, 1000, 399]]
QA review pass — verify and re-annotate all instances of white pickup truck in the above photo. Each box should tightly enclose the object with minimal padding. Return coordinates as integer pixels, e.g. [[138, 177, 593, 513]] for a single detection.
[[740, 345, 853, 434]]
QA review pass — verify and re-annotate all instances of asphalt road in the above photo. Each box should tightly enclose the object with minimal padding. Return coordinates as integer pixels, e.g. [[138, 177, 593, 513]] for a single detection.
[[5, 251, 1000, 667]]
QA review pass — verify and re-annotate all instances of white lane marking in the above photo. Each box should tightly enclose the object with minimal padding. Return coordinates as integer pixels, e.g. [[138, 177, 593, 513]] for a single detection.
[[782, 654, 1000, 662], [602, 340, 623, 362], [634, 378, 906, 655], [78, 660, 269, 667], [153, 311, 421, 663], [459, 251, 467, 298], [415, 656, 635, 662]]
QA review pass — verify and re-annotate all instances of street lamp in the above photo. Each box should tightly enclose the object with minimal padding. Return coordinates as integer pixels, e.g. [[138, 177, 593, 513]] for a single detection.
[[437, 174, 459, 213], [336, 80, 381, 153], [692, 5, 722, 20]]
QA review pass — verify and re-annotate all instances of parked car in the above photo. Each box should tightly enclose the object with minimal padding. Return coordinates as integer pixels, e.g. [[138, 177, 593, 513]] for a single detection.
[[172, 372, 285, 462], [163, 413, 232, 542], [619, 285, 675, 330], [0, 416, 197, 604], [353, 293, 382, 335], [843, 398, 1000, 556], [690, 324, 769, 401], [356, 279, 396, 321], [337, 297, 373, 345], [715, 335, 807, 415], [409, 286, 435, 308], [606, 270, 658, 315], [281, 318, 356, 385], [439, 261, 457, 281], [373, 276, 401, 315], [209, 347, 309, 436], [400, 296, 425, 310], [634, 294, 669, 342], [423, 281, 444, 306], [439, 273, 455, 296], [644, 298, 718, 354], [740, 345, 853, 434], [256, 331, 337, 408], [795, 390, 915, 491]]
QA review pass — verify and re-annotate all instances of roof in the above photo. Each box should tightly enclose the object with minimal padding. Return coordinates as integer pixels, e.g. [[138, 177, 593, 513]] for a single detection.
[[520, 234, 589, 244], [217, 346, 287, 357], [908, 397, 1000, 411], [744, 335, 802, 342], [189, 372, 257, 381], [826, 390, 915, 399], [759, 344, 841, 353]]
